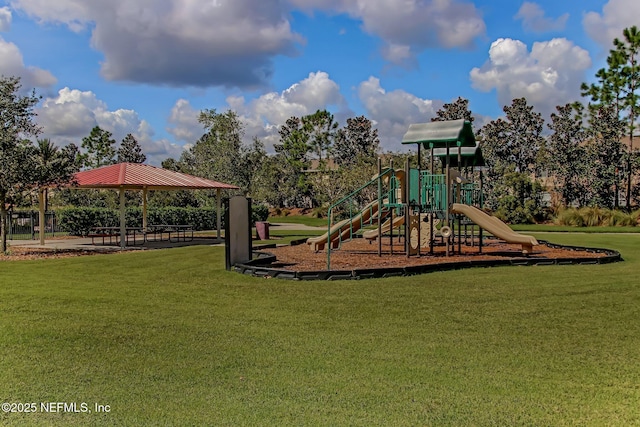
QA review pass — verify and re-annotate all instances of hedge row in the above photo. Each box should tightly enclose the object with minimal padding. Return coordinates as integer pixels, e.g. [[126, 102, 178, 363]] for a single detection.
[[554, 207, 640, 227], [57, 205, 269, 236]]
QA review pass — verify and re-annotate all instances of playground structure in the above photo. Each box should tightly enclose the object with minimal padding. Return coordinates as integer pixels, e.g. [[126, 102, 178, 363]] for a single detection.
[[306, 119, 539, 269]]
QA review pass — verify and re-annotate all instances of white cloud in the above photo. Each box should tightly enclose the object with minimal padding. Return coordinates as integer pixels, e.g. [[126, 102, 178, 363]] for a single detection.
[[0, 36, 56, 89], [8, 0, 486, 85], [0, 6, 11, 31], [470, 38, 591, 118], [250, 71, 345, 123], [37, 87, 183, 164], [291, 0, 486, 65], [166, 71, 350, 152], [166, 99, 202, 144], [515, 2, 568, 33], [381, 44, 417, 68], [38, 88, 100, 136], [8, 0, 91, 31], [357, 76, 441, 152], [221, 72, 440, 153], [584, 0, 640, 49], [228, 71, 348, 150], [11, 0, 303, 88]]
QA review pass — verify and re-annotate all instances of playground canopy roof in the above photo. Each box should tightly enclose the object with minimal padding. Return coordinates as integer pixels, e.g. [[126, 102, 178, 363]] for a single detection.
[[433, 141, 485, 168], [401, 119, 476, 149], [72, 162, 239, 191]]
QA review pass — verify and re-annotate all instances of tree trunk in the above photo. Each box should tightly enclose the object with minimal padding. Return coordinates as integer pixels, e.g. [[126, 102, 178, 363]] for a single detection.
[[627, 133, 634, 209], [1, 203, 8, 253], [39, 188, 46, 245]]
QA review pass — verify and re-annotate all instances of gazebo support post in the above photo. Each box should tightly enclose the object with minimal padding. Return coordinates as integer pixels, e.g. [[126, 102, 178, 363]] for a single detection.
[[38, 188, 45, 245], [119, 187, 126, 249], [216, 188, 222, 240], [142, 187, 148, 233]]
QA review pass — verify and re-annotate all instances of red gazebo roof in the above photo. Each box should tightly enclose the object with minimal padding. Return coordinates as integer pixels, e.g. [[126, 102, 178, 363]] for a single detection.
[[72, 163, 239, 191]]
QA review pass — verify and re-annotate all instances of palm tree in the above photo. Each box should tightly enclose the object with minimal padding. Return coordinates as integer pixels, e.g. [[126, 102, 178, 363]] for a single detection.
[[33, 138, 78, 243], [34, 138, 58, 211]]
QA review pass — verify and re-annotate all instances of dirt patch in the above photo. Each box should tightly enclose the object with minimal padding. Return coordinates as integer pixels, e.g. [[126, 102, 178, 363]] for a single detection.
[[264, 237, 605, 271]]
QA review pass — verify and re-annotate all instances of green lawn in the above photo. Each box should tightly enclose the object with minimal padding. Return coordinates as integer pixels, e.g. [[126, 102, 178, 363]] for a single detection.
[[512, 224, 640, 233], [267, 215, 327, 227], [254, 229, 324, 245], [1, 233, 639, 425]]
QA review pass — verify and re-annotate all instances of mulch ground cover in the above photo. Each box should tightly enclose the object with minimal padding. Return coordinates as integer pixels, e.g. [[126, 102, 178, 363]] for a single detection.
[[264, 237, 604, 271]]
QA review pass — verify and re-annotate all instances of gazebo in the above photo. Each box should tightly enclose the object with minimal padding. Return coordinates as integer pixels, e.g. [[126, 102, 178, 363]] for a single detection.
[[48, 163, 239, 248]]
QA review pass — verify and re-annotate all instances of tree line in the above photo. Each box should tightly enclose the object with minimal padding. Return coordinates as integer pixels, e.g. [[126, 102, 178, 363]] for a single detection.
[[0, 26, 638, 251], [159, 26, 639, 223]]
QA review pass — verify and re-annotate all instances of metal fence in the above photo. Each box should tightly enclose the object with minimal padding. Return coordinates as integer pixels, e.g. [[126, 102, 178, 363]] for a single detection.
[[6, 211, 61, 240]]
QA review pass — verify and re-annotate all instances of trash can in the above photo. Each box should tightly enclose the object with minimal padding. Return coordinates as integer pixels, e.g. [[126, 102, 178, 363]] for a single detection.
[[256, 221, 270, 240]]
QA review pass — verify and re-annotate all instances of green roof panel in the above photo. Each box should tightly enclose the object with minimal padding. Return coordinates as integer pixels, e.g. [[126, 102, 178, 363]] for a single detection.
[[401, 119, 476, 148]]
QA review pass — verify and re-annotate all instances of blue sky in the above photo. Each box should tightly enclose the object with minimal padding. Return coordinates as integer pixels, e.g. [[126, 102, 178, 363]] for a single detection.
[[0, 0, 637, 165]]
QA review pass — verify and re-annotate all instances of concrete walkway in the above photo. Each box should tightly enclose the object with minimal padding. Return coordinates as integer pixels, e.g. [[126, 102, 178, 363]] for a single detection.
[[8, 222, 321, 252]]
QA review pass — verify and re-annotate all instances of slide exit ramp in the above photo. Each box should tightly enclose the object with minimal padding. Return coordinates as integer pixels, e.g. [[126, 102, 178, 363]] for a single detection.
[[451, 203, 538, 254]]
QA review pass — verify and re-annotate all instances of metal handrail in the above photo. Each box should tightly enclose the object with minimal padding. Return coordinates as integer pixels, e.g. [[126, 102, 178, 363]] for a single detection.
[[326, 167, 395, 269]]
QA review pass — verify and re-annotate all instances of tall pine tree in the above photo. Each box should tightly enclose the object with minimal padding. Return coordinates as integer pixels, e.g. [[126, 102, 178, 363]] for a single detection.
[[117, 134, 146, 163]]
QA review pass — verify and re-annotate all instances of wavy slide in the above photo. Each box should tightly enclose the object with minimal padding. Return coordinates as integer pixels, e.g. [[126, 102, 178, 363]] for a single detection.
[[307, 200, 383, 252], [451, 203, 538, 254]]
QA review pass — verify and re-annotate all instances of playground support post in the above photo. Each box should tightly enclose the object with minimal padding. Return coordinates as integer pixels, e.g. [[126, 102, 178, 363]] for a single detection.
[[405, 157, 410, 258], [377, 158, 382, 258], [389, 159, 394, 256], [479, 170, 484, 253], [417, 146, 421, 258], [445, 143, 450, 256], [457, 215, 462, 254], [430, 144, 434, 174], [430, 143, 434, 255]]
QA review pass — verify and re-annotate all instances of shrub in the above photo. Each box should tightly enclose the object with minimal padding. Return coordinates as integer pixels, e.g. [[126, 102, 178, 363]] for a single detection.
[[252, 204, 269, 223], [606, 210, 634, 226], [57, 207, 118, 236], [578, 207, 608, 227], [554, 208, 584, 226], [492, 172, 547, 224], [310, 207, 327, 219], [554, 207, 637, 227], [57, 206, 225, 236], [57, 204, 270, 235]]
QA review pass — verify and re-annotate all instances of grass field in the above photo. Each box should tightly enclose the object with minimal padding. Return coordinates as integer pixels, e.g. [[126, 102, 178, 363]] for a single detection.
[[512, 224, 640, 233], [1, 233, 639, 425], [267, 215, 327, 227]]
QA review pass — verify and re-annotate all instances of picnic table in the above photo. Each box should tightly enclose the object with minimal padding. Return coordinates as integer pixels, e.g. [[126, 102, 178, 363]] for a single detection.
[[88, 226, 145, 245], [147, 224, 194, 242], [88, 224, 194, 245]]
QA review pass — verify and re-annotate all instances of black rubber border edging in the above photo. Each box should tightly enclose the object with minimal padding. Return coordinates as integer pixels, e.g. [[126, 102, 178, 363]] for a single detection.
[[233, 240, 622, 281]]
